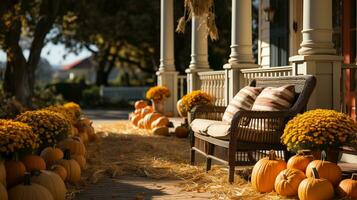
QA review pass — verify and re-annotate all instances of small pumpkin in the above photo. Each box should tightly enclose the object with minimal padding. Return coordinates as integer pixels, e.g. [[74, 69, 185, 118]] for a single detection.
[[135, 100, 148, 110], [20, 155, 46, 172], [274, 168, 306, 196], [176, 99, 187, 117], [71, 155, 86, 170], [0, 160, 6, 187], [287, 150, 314, 172], [298, 167, 334, 200], [151, 116, 169, 129], [305, 159, 342, 186], [57, 149, 81, 183], [137, 119, 145, 129], [70, 125, 79, 136], [337, 173, 357, 198], [134, 109, 142, 115], [140, 106, 153, 118], [40, 147, 64, 168], [251, 150, 287, 192], [5, 160, 26, 188], [78, 132, 89, 144], [0, 182, 7, 200], [50, 165, 67, 181], [152, 127, 170, 136], [143, 112, 162, 129], [31, 170, 67, 200], [58, 137, 86, 156], [8, 173, 54, 200], [131, 114, 141, 127], [174, 125, 189, 138]]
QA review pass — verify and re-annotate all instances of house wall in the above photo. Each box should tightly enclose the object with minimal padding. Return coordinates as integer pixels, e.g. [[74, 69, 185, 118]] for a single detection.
[[258, 0, 270, 68], [289, 0, 303, 57]]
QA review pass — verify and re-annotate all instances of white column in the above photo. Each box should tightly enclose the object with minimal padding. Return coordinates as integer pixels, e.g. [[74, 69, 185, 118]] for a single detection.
[[186, 15, 211, 92], [157, 0, 178, 116], [224, 0, 258, 104], [290, 0, 342, 110], [159, 0, 175, 72], [228, 0, 255, 64], [298, 0, 335, 55]]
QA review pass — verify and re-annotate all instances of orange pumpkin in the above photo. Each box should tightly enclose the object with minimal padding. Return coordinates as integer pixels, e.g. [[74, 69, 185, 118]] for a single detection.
[[140, 106, 153, 118], [135, 100, 148, 110], [274, 168, 306, 196], [174, 125, 189, 138], [152, 127, 170, 136], [151, 116, 169, 129], [306, 159, 342, 186], [251, 150, 287, 192], [131, 114, 141, 126], [5, 160, 26, 188], [143, 112, 162, 129], [20, 155, 46, 172], [57, 150, 81, 183], [287, 150, 314, 172], [134, 109, 142, 115], [50, 165, 67, 181], [40, 147, 64, 167], [137, 119, 145, 129], [337, 173, 357, 198], [71, 155, 86, 170], [298, 167, 334, 200], [58, 137, 86, 156]]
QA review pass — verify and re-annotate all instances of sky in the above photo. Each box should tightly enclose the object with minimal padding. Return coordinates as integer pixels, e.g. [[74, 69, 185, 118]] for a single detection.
[[0, 42, 93, 69]]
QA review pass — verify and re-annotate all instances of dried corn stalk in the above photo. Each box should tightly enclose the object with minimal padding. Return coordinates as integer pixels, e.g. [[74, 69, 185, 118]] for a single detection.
[[176, 0, 218, 40]]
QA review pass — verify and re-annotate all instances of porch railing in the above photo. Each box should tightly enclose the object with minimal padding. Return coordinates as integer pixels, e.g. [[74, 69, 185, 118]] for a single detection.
[[341, 64, 357, 120], [240, 66, 293, 85], [177, 75, 187, 100], [198, 70, 226, 106]]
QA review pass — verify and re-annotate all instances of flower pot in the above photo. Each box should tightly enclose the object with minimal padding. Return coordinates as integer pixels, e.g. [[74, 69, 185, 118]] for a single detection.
[[152, 100, 165, 114], [177, 99, 187, 117], [311, 149, 340, 163]]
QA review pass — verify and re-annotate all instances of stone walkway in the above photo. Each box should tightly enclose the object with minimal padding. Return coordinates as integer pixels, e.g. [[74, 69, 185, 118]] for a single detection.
[[77, 110, 213, 200]]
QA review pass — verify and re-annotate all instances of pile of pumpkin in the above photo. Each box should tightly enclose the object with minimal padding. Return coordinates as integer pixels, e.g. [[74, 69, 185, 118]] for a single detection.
[[0, 103, 97, 200], [251, 150, 357, 199], [130, 100, 189, 138]]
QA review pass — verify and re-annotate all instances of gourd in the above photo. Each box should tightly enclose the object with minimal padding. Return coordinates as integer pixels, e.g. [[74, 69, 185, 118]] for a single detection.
[[5, 160, 26, 188], [251, 150, 287, 192], [140, 106, 153, 118], [131, 114, 141, 127], [337, 173, 357, 198], [137, 119, 145, 129], [31, 170, 66, 200], [56, 150, 81, 183], [50, 165, 67, 181], [152, 127, 170, 136], [174, 125, 189, 138], [274, 168, 306, 196], [40, 146, 64, 167], [0, 182, 7, 200], [0, 160, 6, 187], [143, 113, 162, 129], [305, 159, 342, 186], [287, 150, 314, 172], [134, 109, 142, 115], [151, 116, 169, 129], [78, 131, 89, 144], [135, 100, 148, 110], [298, 167, 334, 200], [20, 155, 46, 172], [8, 173, 54, 200], [58, 137, 86, 156], [71, 155, 86, 170]]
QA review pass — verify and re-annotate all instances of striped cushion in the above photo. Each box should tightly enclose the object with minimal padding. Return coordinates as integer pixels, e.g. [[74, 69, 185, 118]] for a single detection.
[[222, 86, 263, 123], [252, 85, 295, 111]]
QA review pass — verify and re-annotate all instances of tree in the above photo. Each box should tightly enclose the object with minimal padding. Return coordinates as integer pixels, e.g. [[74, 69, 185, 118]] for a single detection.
[[0, 0, 73, 105]]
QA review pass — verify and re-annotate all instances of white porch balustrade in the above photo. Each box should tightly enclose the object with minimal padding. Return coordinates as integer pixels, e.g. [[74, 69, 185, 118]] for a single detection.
[[241, 66, 293, 86], [198, 70, 226, 106]]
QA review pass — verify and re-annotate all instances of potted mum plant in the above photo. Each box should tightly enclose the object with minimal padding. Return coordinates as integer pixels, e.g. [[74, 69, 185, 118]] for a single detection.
[[146, 86, 170, 114], [281, 109, 357, 162], [177, 90, 213, 118]]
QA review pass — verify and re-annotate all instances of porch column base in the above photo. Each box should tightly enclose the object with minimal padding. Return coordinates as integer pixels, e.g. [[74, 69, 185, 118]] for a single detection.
[[223, 63, 259, 104], [156, 70, 179, 116], [289, 55, 342, 110], [185, 68, 212, 93]]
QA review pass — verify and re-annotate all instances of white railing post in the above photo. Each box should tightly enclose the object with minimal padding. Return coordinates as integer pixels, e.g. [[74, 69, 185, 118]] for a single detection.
[[157, 0, 179, 116]]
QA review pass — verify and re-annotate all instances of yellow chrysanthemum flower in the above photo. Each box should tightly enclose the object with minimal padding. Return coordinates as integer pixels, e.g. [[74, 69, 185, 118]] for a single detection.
[[146, 86, 171, 102], [180, 90, 213, 113]]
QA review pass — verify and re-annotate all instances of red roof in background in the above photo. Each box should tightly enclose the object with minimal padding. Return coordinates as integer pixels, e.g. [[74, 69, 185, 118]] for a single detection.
[[62, 56, 96, 71]]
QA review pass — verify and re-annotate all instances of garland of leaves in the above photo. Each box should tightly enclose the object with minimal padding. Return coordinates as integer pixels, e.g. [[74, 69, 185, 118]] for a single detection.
[[176, 0, 218, 41]]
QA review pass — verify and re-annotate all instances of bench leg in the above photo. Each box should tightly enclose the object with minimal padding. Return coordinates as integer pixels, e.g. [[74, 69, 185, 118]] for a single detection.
[[229, 165, 235, 183], [190, 148, 196, 165], [206, 144, 214, 172]]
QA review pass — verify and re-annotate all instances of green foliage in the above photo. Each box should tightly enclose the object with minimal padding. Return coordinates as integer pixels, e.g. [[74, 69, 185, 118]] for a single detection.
[[31, 86, 65, 109]]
